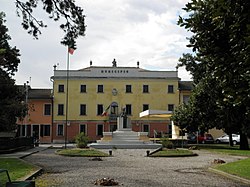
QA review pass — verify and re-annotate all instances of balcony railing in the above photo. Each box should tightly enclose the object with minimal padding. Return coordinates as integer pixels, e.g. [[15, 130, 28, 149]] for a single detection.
[[109, 114, 118, 122]]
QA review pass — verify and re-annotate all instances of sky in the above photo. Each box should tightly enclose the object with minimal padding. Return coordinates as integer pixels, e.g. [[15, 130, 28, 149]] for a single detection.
[[2, 0, 192, 88]]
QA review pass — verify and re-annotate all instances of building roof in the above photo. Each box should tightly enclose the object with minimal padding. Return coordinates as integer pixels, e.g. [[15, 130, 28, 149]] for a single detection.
[[178, 81, 193, 91], [139, 110, 172, 118], [28, 89, 52, 99], [52, 65, 179, 80]]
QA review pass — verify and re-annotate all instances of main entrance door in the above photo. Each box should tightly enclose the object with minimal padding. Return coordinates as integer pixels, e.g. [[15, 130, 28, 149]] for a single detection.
[[32, 125, 39, 140]]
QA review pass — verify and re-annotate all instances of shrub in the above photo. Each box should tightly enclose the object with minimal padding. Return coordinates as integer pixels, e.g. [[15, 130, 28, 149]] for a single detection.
[[161, 137, 174, 149], [75, 132, 89, 148]]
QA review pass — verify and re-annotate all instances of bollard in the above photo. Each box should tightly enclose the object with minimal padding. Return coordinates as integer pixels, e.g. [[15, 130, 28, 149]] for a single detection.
[[146, 150, 150, 157], [109, 150, 112, 156]]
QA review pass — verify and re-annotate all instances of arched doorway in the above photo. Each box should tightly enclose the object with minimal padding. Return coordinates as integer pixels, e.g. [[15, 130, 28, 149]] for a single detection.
[[110, 102, 118, 115], [109, 102, 119, 131]]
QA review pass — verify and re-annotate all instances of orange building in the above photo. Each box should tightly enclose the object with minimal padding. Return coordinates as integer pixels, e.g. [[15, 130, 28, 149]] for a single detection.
[[17, 88, 53, 143]]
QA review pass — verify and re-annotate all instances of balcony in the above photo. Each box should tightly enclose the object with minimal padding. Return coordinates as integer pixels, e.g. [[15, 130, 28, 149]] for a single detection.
[[109, 114, 119, 122]]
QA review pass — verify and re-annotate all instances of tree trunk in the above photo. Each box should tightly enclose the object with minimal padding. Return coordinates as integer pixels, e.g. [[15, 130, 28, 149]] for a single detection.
[[239, 131, 249, 150], [229, 133, 233, 147]]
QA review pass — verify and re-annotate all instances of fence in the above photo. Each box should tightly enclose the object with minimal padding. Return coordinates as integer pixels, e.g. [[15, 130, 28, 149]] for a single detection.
[[0, 137, 34, 151]]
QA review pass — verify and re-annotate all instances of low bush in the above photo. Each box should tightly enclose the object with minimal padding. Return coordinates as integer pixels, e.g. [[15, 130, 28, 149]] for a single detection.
[[161, 137, 174, 149], [75, 132, 89, 148]]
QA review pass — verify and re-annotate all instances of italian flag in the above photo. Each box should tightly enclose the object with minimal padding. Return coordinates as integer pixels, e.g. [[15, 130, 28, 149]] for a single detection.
[[68, 47, 74, 55], [101, 105, 111, 116]]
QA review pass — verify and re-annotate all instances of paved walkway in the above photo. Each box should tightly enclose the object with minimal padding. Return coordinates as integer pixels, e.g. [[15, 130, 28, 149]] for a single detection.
[[1, 145, 250, 186], [0, 144, 74, 158], [10, 146, 249, 187]]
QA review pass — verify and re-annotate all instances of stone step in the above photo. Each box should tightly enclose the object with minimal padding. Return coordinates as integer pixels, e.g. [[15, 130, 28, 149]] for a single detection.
[[112, 137, 139, 141], [112, 134, 139, 137], [109, 140, 145, 144], [113, 133, 138, 136], [113, 131, 138, 135], [89, 143, 162, 149], [98, 139, 143, 143], [116, 128, 132, 131], [89, 129, 155, 149]]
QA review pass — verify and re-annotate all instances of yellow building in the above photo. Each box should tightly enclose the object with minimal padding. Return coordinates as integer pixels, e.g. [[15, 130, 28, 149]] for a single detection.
[[51, 61, 190, 143]]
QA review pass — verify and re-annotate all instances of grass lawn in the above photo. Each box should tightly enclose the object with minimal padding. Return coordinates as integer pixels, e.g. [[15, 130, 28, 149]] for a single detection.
[[0, 158, 37, 183], [150, 149, 197, 157], [196, 144, 250, 157], [195, 144, 250, 181], [214, 157, 250, 180], [56, 148, 109, 157]]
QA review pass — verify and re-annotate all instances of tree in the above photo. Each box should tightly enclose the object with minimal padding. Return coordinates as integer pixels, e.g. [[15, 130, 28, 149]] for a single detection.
[[175, 0, 250, 149], [15, 0, 86, 48], [171, 103, 196, 132], [0, 12, 26, 132]]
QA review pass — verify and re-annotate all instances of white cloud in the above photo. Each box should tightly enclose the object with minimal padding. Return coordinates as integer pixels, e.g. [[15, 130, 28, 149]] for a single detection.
[[2, 0, 192, 88]]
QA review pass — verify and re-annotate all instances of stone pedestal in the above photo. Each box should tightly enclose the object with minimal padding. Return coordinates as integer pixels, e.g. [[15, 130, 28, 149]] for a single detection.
[[117, 117, 131, 130], [89, 116, 162, 149], [138, 132, 150, 142], [101, 132, 113, 141], [90, 130, 161, 149]]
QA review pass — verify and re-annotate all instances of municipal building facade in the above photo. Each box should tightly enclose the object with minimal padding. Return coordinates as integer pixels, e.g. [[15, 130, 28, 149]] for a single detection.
[[51, 61, 191, 143], [17, 61, 192, 143]]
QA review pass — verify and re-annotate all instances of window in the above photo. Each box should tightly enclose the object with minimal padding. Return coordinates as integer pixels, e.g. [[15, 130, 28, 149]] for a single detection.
[[168, 124, 172, 138], [58, 84, 64, 92], [79, 124, 86, 134], [80, 85, 86, 93], [183, 95, 190, 104], [168, 104, 174, 111], [97, 104, 103, 115], [97, 85, 104, 93], [80, 104, 86, 115], [44, 125, 50, 136], [125, 104, 132, 115], [21, 125, 26, 136], [26, 125, 31, 136], [57, 124, 64, 136], [143, 104, 149, 111], [126, 85, 132, 93], [40, 125, 50, 136], [97, 124, 103, 136], [110, 105, 118, 115], [44, 104, 51, 115], [143, 85, 149, 93], [58, 104, 64, 115], [168, 85, 174, 93], [143, 124, 149, 132]]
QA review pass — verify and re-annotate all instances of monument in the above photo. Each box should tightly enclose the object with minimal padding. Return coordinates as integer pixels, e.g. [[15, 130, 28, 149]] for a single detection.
[[89, 109, 162, 149]]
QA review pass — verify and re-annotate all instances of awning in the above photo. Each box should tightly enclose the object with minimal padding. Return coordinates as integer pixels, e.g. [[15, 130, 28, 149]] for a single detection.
[[139, 109, 173, 118]]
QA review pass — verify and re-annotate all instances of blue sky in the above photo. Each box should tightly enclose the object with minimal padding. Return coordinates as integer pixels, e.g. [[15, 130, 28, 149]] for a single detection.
[[2, 0, 191, 88]]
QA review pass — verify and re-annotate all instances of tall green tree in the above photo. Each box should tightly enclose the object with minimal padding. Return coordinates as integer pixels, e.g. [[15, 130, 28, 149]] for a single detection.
[[175, 0, 250, 149], [0, 12, 26, 132], [15, 0, 86, 47]]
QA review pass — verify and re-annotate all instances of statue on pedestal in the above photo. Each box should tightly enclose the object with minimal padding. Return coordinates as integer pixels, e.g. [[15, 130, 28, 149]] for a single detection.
[[120, 107, 127, 128]]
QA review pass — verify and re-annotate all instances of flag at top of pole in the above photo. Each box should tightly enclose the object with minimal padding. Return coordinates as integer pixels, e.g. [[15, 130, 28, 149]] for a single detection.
[[68, 47, 74, 55]]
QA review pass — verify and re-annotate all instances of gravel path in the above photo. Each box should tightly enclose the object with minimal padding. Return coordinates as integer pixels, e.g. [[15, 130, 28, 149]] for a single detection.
[[24, 148, 248, 187]]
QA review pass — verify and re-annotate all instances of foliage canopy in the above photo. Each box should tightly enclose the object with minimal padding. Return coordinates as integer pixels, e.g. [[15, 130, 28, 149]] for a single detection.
[[173, 0, 250, 149], [0, 12, 26, 132], [15, 0, 86, 48]]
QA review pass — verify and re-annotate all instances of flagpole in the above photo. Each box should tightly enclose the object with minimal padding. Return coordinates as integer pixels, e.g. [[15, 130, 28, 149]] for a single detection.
[[65, 47, 70, 149]]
